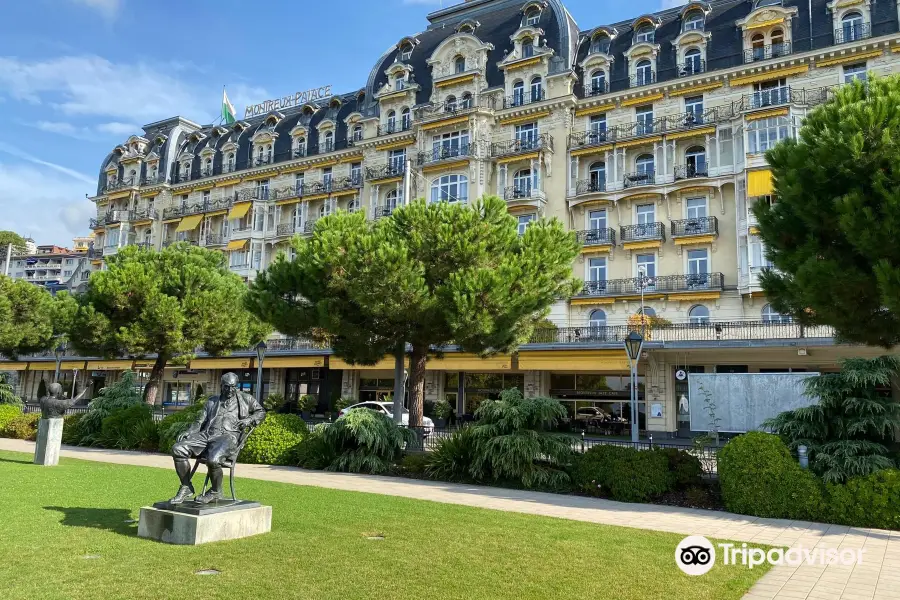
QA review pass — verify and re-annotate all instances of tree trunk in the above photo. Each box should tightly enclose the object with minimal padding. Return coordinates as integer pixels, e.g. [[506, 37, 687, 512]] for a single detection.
[[142, 354, 167, 407], [408, 344, 427, 427]]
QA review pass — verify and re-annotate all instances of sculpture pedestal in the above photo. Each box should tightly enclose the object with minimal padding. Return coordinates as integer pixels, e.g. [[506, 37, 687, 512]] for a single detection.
[[138, 501, 271, 545], [34, 417, 63, 466]]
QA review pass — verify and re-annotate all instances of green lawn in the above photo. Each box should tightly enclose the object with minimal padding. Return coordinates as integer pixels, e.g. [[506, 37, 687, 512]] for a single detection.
[[0, 450, 769, 600]]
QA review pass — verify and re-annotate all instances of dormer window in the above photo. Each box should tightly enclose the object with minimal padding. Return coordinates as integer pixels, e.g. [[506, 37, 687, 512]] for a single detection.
[[225, 153, 235, 172], [635, 24, 655, 44], [394, 72, 408, 91], [513, 80, 525, 106], [530, 76, 543, 102], [202, 158, 212, 176], [455, 56, 466, 74], [352, 125, 363, 142], [387, 110, 397, 132], [589, 33, 611, 54], [683, 10, 705, 32], [295, 137, 306, 158], [590, 70, 607, 95], [635, 60, 654, 87], [682, 48, 704, 76], [524, 6, 541, 26], [400, 42, 413, 61], [522, 37, 535, 58], [322, 131, 334, 153], [459, 23, 475, 34], [840, 11, 866, 42]]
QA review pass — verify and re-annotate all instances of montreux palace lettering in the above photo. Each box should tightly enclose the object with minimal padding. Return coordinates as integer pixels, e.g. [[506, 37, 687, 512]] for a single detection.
[[244, 85, 334, 118]]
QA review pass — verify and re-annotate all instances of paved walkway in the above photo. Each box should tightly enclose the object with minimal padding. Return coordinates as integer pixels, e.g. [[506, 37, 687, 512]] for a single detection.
[[2, 438, 899, 600]]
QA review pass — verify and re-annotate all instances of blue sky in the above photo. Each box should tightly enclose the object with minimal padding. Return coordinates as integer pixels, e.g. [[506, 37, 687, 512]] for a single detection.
[[0, 0, 680, 245]]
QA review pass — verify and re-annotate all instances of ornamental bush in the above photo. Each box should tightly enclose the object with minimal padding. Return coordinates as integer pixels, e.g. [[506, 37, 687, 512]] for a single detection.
[[0, 404, 23, 433], [425, 427, 478, 482], [61, 414, 84, 446], [2, 412, 40, 440], [97, 404, 158, 451], [322, 409, 413, 474], [239, 413, 308, 466], [76, 371, 143, 445], [718, 432, 823, 520], [571, 445, 673, 503], [823, 469, 900, 530], [657, 447, 704, 489], [294, 424, 336, 470], [156, 401, 206, 454]]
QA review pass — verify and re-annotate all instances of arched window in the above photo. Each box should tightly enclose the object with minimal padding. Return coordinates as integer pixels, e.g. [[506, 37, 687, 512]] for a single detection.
[[751, 33, 766, 61], [384, 189, 401, 215], [524, 7, 540, 26], [226, 153, 235, 172], [454, 56, 466, 74], [762, 304, 791, 323], [386, 110, 396, 132], [513, 169, 533, 197], [530, 76, 542, 102], [512, 80, 525, 106], [589, 161, 606, 192], [841, 11, 865, 42], [635, 59, 653, 86], [347, 197, 360, 213], [461, 92, 473, 109], [323, 131, 334, 152], [588, 309, 607, 328], [685, 146, 707, 177], [638, 306, 656, 317], [430, 174, 469, 204], [683, 48, 703, 76], [446, 95, 457, 112], [401, 107, 411, 130], [319, 200, 333, 218], [590, 33, 610, 54], [635, 23, 655, 44], [590, 70, 606, 95], [459, 23, 474, 34], [689, 305, 710, 324], [771, 29, 786, 57], [684, 10, 704, 32], [400, 42, 413, 61], [635, 153, 655, 176], [352, 125, 363, 142], [128, 169, 137, 183], [522, 37, 535, 58]]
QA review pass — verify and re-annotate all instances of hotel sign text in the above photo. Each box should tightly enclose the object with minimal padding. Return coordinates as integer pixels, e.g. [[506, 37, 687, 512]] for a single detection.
[[244, 86, 334, 118]]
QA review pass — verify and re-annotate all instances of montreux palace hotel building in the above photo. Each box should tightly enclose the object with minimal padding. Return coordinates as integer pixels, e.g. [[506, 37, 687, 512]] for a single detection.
[[4, 0, 898, 436]]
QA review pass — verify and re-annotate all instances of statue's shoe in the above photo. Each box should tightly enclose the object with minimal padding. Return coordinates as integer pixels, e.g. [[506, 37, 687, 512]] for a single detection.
[[195, 490, 225, 505], [169, 485, 195, 504]]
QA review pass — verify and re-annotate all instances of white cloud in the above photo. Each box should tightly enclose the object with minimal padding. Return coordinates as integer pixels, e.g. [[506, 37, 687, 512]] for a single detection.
[[0, 162, 94, 245], [0, 142, 95, 184], [95, 121, 139, 136], [68, 0, 121, 19]]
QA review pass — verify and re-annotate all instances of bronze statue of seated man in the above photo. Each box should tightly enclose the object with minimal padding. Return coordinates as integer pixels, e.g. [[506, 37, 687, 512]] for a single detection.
[[170, 372, 266, 505]]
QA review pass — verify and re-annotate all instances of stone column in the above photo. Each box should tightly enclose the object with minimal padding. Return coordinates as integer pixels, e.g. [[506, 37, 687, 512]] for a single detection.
[[34, 417, 64, 466]]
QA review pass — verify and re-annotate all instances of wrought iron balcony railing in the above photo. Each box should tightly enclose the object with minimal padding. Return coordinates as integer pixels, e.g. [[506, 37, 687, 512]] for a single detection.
[[574, 179, 607, 195], [629, 72, 656, 88], [104, 177, 137, 192], [417, 143, 478, 166], [202, 233, 225, 246], [413, 96, 489, 121], [130, 208, 159, 221], [503, 186, 540, 201], [161, 197, 233, 220], [502, 89, 546, 109], [623, 171, 656, 189], [276, 223, 300, 236], [568, 129, 611, 150], [677, 60, 706, 77], [671, 216, 718, 238], [293, 147, 306, 159], [490, 133, 553, 158], [377, 120, 413, 136], [674, 164, 709, 181], [744, 42, 791, 64], [576, 228, 616, 246], [332, 175, 363, 192], [254, 155, 273, 167], [620, 222, 665, 243], [365, 163, 406, 181], [377, 206, 395, 219], [576, 272, 723, 298], [140, 175, 165, 186], [834, 23, 871, 44], [743, 86, 794, 110], [584, 81, 609, 97]]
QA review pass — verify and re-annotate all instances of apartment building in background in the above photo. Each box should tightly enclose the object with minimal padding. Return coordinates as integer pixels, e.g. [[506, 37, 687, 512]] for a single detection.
[[1, 239, 93, 294], [4, 0, 896, 436]]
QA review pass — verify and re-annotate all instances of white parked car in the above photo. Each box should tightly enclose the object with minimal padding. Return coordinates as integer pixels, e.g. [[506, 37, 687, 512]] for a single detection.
[[339, 401, 435, 432]]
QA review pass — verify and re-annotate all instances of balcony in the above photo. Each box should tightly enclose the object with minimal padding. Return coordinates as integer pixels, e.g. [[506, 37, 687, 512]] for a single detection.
[[161, 197, 233, 220], [376, 206, 395, 219], [744, 42, 792, 64], [677, 60, 706, 77], [490, 134, 553, 159], [622, 171, 656, 189], [130, 208, 158, 222], [104, 177, 137, 192], [671, 216, 718, 239], [629, 72, 656, 88], [574, 179, 607, 195], [568, 129, 612, 151], [200, 167, 214, 178], [503, 186, 543, 202], [365, 163, 406, 182], [834, 23, 871, 45], [584, 81, 609, 97], [293, 147, 306, 159], [332, 175, 363, 192], [673, 164, 709, 181], [620, 222, 665, 244], [202, 233, 225, 246], [417, 142, 478, 167], [235, 188, 270, 202], [377, 120, 413, 137], [413, 97, 487, 123], [743, 86, 795, 110], [576, 272, 724, 298], [276, 223, 301, 236], [502, 89, 546, 109], [140, 174, 165, 186], [253, 155, 274, 167], [568, 107, 733, 150], [576, 228, 616, 247]]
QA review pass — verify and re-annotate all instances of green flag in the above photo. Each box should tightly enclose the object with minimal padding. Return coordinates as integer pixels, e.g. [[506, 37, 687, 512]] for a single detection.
[[222, 88, 236, 125]]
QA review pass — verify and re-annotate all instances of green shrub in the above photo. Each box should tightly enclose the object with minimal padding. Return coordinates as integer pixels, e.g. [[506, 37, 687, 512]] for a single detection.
[[156, 402, 206, 454], [239, 414, 308, 466], [294, 424, 335, 470], [299, 394, 318, 414], [2, 413, 40, 440], [0, 405, 23, 433], [399, 453, 430, 477], [426, 427, 478, 482], [718, 432, 823, 520], [571, 445, 673, 503], [76, 371, 143, 445], [61, 414, 84, 445], [0, 374, 22, 406], [97, 404, 158, 451], [334, 397, 354, 412], [657, 447, 703, 489], [323, 409, 413, 474], [823, 469, 900, 530], [433, 400, 452, 420]]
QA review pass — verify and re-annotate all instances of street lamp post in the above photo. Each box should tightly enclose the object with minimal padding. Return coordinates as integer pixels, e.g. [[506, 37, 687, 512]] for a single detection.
[[624, 330, 644, 444], [255, 341, 267, 404], [53, 341, 67, 384]]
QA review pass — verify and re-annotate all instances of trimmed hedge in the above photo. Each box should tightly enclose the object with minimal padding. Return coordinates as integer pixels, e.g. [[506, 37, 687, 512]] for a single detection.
[[823, 469, 900, 530], [571, 445, 673, 503], [0, 405, 23, 433], [2, 413, 40, 441], [718, 432, 823, 521], [239, 414, 308, 466]]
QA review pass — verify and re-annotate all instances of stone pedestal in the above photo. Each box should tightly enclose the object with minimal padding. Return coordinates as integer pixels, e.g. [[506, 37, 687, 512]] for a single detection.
[[33, 417, 63, 466], [138, 501, 272, 545]]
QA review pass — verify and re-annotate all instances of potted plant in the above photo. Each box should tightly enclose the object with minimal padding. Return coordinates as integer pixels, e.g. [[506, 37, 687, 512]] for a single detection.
[[299, 394, 318, 419], [433, 400, 452, 428], [263, 392, 285, 413]]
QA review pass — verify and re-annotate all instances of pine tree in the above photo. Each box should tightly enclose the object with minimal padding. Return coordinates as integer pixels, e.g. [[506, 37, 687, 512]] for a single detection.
[[247, 196, 581, 426], [755, 75, 900, 346], [0, 276, 71, 358], [764, 356, 900, 483]]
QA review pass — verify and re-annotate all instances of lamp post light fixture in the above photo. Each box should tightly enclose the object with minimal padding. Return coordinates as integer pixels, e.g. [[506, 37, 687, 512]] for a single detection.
[[623, 330, 644, 444], [53, 341, 67, 384], [255, 341, 267, 403]]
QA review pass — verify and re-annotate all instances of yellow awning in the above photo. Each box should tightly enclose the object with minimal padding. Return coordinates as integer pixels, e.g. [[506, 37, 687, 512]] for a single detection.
[[175, 214, 203, 232], [28, 362, 57, 371], [748, 169, 774, 197], [62, 361, 87, 370], [260, 356, 326, 369], [0, 362, 28, 371], [425, 354, 512, 371], [226, 239, 249, 251], [330, 357, 406, 370], [189, 357, 253, 370], [28, 361, 86, 371], [227, 202, 252, 220], [86, 360, 135, 370], [518, 350, 631, 372]]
